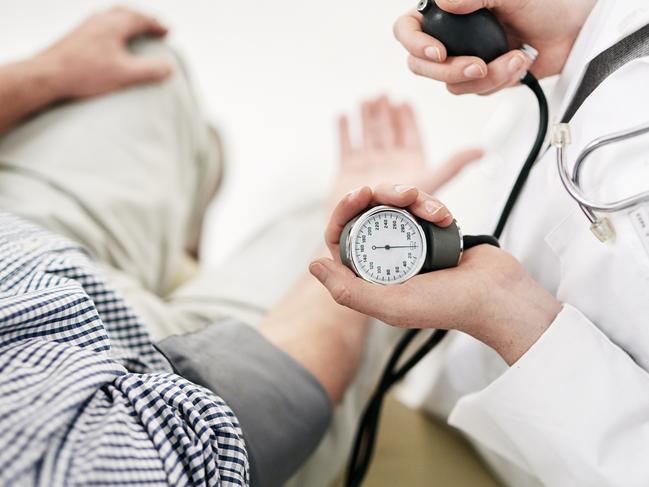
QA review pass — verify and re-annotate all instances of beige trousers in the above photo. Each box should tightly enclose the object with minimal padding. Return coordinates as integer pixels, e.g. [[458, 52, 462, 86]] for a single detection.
[[0, 40, 410, 487]]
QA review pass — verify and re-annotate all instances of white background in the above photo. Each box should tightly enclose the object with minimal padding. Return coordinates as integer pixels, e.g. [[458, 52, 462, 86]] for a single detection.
[[0, 0, 535, 264]]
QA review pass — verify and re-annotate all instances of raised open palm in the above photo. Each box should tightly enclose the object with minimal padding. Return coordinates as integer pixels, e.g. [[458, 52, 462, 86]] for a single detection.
[[332, 96, 483, 204]]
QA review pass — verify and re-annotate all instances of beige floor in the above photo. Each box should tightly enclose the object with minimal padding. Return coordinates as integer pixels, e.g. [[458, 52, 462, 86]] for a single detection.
[[336, 396, 502, 487]]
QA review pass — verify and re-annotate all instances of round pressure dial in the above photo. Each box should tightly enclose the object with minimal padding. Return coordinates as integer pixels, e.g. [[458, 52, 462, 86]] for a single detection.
[[342, 206, 427, 285]]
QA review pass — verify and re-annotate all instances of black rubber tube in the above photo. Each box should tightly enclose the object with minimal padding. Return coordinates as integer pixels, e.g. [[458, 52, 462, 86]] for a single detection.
[[344, 73, 549, 487], [494, 73, 549, 239]]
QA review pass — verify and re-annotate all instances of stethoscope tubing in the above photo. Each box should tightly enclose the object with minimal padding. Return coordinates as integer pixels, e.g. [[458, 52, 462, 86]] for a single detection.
[[556, 121, 649, 222]]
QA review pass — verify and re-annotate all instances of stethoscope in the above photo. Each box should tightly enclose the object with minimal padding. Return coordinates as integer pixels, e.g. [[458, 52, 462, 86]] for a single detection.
[[552, 121, 649, 242], [344, 2, 649, 486]]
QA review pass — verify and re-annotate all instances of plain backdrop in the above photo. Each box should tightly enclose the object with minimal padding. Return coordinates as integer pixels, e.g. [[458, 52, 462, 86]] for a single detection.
[[0, 0, 535, 261], [0, 0, 543, 406]]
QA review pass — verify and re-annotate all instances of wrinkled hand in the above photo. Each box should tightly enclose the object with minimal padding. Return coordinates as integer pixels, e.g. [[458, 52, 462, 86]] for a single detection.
[[37, 6, 172, 100], [332, 96, 483, 204], [311, 184, 562, 365], [394, 0, 596, 95]]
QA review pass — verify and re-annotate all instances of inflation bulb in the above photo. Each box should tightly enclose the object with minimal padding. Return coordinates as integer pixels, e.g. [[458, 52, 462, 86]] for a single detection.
[[417, 0, 509, 63]]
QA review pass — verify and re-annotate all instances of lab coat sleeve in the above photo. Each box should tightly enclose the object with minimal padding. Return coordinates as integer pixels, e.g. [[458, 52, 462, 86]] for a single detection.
[[448, 304, 649, 487]]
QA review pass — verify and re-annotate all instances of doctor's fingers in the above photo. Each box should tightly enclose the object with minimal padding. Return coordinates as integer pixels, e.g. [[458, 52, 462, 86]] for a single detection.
[[309, 258, 413, 324], [435, 0, 507, 15], [372, 183, 453, 227], [408, 55, 488, 84], [325, 185, 421, 253], [326, 186, 373, 255], [407, 192, 454, 227], [446, 51, 533, 95], [394, 10, 447, 62]]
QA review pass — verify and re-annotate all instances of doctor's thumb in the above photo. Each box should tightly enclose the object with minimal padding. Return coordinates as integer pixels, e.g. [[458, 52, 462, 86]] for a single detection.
[[435, 0, 501, 15], [310, 259, 354, 307], [310, 258, 385, 314]]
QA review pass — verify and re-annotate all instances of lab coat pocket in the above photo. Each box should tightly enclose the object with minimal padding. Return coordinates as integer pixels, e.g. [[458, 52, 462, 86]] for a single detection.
[[545, 208, 649, 370]]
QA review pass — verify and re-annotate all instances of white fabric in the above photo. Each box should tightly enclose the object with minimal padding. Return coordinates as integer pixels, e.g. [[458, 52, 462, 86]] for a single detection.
[[421, 1, 649, 486]]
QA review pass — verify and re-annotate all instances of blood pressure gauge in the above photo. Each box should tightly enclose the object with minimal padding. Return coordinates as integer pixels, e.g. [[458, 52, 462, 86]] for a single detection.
[[340, 205, 464, 285]]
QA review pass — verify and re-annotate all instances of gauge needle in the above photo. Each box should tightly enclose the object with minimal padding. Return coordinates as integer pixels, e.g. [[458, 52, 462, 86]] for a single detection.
[[371, 245, 411, 250]]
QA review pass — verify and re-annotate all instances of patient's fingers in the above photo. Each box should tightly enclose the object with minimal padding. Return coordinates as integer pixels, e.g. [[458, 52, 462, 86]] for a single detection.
[[361, 101, 378, 151], [338, 115, 353, 162], [396, 103, 422, 152], [423, 148, 484, 192], [122, 57, 173, 85], [375, 97, 396, 149], [110, 6, 169, 39]]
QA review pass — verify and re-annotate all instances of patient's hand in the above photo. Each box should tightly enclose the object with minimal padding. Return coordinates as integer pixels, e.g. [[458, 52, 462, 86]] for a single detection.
[[37, 7, 172, 100], [332, 96, 483, 205]]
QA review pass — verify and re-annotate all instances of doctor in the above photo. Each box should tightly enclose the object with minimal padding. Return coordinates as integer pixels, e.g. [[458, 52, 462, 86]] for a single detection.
[[310, 0, 649, 485]]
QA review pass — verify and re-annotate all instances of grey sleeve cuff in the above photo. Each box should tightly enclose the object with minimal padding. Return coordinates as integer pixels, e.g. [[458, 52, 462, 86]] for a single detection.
[[156, 319, 333, 487]]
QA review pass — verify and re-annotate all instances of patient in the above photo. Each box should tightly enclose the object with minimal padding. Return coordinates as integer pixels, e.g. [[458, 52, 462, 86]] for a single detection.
[[0, 7, 481, 486]]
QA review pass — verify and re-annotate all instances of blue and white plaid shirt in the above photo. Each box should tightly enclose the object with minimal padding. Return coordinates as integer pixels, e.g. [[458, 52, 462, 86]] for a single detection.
[[0, 213, 249, 486]]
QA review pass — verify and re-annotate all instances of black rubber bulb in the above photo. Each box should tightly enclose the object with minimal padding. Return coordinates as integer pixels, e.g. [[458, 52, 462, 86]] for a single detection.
[[417, 0, 509, 63]]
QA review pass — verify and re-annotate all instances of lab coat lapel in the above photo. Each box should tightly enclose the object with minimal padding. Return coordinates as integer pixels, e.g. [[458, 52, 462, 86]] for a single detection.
[[551, 0, 649, 122]]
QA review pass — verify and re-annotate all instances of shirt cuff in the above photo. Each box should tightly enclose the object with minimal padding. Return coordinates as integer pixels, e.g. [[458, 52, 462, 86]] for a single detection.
[[157, 319, 332, 487], [448, 305, 649, 485]]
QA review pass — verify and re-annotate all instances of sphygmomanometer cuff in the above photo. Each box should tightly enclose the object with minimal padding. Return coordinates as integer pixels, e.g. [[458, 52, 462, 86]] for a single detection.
[[157, 319, 332, 487]]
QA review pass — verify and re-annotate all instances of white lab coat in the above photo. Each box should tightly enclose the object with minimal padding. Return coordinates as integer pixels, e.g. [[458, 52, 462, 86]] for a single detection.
[[426, 1, 649, 486]]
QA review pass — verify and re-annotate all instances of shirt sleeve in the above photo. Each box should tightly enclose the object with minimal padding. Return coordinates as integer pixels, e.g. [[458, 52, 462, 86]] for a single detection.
[[448, 304, 649, 487], [156, 319, 333, 487]]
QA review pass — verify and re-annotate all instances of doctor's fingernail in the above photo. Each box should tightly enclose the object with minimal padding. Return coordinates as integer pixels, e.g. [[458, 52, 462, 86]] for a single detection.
[[463, 63, 486, 79], [394, 184, 415, 194], [425, 46, 442, 62], [346, 187, 365, 199], [508, 53, 526, 74], [425, 199, 444, 215]]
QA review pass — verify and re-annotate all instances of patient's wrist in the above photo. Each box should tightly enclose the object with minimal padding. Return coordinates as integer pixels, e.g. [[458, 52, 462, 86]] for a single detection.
[[0, 56, 66, 132], [28, 52, 69, 103]]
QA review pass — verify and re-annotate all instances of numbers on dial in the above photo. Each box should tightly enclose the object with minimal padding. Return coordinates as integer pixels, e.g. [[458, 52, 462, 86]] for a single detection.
[[351, 210, 425, 284]]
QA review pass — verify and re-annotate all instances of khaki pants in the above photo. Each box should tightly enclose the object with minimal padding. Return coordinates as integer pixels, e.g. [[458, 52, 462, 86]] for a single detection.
[[0, 40, 409, 487]]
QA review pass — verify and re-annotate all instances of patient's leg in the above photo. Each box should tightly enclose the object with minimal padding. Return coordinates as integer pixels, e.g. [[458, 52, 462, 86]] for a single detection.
[[0, 39, 219, 296]]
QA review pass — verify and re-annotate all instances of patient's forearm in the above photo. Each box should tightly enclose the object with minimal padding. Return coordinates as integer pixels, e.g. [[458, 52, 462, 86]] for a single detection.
[[0, 56, 62, 134], [258, 269, 370, 404]]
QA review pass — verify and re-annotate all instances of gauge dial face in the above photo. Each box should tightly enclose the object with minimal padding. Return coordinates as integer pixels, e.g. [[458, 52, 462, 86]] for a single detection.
[[349, 206, 426, 285]]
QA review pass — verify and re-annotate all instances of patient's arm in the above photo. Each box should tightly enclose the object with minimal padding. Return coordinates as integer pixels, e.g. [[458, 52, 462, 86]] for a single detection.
[[260, 97, 484, 402], [0, 60, 62, 134], [0, 7, 171, 134], [259, 255, 370, 403]]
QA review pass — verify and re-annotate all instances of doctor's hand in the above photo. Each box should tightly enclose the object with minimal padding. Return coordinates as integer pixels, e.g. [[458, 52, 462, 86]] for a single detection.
[[310, 185, 562, 365], [394, 0, 596, 95], [35, 7, 172, 101], [331, 96, 483, 205]]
